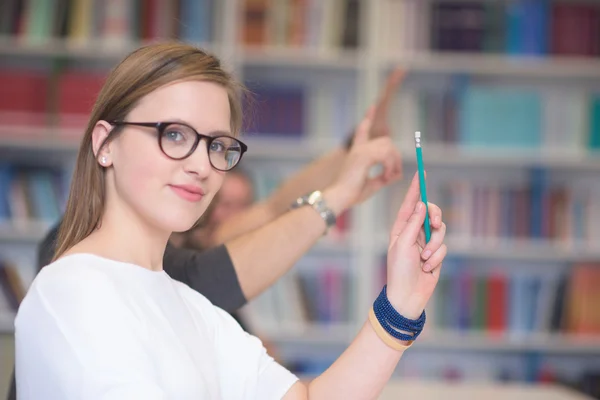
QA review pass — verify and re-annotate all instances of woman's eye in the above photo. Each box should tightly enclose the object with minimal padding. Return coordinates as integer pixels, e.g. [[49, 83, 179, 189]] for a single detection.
[[210, 140, 226, 152], [165, 130, 185, 141]]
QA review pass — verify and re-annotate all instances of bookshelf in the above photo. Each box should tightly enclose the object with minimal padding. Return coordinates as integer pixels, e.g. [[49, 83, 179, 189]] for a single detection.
[[1, 0, 600, 396]]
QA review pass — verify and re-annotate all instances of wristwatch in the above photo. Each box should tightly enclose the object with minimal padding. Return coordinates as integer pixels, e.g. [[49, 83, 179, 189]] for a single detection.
[[291, 190, 337, 232]]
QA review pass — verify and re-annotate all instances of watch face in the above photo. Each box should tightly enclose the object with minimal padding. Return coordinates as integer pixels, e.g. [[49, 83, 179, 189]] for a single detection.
[[307, 190, 323, 205], [291, 191, 336, 228]]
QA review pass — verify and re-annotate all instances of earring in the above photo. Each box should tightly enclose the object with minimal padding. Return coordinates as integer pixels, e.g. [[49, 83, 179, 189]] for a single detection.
[[101, 156, 107, 165]]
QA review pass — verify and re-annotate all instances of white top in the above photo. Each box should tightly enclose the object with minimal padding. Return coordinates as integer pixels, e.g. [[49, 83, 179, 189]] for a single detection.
[[15, 253, 298, 399]]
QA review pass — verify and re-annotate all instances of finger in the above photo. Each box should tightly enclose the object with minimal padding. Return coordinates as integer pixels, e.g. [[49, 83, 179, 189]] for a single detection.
[[352, 110, 374, 147], [387, 67, 406, 89], [365, 105, 376, 119], [416, 203, 443, 249], [419, 222, 446, 262], [376, 145, 403, 181], [398, 200, 427, 248], [422, 244, 447, 273], [390, 171, 421, 237], [392, 149, 403, 180], [381, 148, 401, 181], [369, 68, 406, 140], [373, 68, 406, 123], [431, 264, 443, 279], [427, 203, 443, 229], [359, 137, 401, 177], [366, 136, 398, 159]]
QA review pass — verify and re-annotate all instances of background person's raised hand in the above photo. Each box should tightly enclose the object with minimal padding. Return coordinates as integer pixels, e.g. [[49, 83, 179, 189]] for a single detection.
[[324, 110, 403, 215]]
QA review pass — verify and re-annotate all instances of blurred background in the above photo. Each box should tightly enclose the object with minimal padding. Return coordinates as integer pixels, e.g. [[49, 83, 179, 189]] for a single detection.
[[0, 0, 600, 398]]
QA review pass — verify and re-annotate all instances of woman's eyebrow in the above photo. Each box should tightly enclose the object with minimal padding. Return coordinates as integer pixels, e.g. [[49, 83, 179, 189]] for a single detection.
[[205, 129, 233, 137], [166, 118, 232, 136]]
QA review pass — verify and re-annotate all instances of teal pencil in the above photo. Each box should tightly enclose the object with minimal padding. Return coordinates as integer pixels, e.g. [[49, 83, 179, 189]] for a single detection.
[[414, 131, 431, 243]]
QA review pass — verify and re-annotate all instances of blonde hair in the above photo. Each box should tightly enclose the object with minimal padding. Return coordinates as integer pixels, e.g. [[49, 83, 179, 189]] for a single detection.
[[53, 42, 245, 261]]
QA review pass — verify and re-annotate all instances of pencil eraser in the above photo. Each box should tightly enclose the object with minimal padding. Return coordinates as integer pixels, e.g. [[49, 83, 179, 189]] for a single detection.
[[415, 131, 421, 139]]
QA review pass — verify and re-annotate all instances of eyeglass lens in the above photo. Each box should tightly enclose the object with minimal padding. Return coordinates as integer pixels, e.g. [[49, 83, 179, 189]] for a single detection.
[[160, 123, 242, 171]]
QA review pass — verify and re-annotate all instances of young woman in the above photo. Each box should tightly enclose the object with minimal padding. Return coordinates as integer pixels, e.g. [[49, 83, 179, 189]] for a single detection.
[[15, 42, 447, 399]]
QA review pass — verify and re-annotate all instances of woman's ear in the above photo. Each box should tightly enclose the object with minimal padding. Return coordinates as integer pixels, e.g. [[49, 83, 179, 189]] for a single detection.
[[92, 120, 114, 167]]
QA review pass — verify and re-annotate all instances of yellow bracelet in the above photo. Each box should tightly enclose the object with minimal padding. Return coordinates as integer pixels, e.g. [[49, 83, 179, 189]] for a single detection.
[[368, 308, 413, 351]]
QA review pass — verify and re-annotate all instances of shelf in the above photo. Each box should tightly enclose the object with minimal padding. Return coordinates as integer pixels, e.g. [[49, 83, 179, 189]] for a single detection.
[[0, 309, 16, 335], [261, 323, 600, 354], [312, 237, 351, 255], [0, 218, 350, 253], [0, 139, 79, 153], [242, 137, 325, 161], [3, 137, 600, 172], [384, 52, 600, 79], [0, 221, 52, 243], [5, 36, 600, 79], [3, 315, 599, 355], [0, 314, 15, 334], [376, 235, 600, 262], [0, 36, 360, 71], [260, 322, 356, 345], [0, 36, 217, 60], [0, 129, 331, 162], [416, 330, 600, 354], [400, 143, 600, 171], [445, 238, 600, 263], [240, 46, 362, 70], [4, 133, 600, 171]]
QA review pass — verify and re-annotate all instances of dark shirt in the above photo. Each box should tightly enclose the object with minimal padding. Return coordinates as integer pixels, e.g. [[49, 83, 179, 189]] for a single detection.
[[7, 222, 247, 400]]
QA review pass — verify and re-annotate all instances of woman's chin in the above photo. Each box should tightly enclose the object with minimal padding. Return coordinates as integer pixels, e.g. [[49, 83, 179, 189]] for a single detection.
[[156, 213, 203, 235], [171, 221, 201, 234]]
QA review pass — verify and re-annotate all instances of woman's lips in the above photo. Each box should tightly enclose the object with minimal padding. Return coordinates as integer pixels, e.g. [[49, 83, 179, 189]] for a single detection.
[[169, 184, 205, 202]]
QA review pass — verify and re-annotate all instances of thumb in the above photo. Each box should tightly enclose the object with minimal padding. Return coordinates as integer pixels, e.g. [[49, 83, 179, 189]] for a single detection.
[[352, 108, 374, 147], [398, 201, 426, 248]]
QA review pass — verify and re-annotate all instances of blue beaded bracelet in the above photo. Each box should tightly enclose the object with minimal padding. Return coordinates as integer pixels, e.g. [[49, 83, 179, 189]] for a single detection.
[[373, 285, 426, 341]]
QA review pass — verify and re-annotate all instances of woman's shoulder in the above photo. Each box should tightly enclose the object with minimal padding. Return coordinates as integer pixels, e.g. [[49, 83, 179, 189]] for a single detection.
[[16, 254, 131, 328], [31, 253, 124, 297], [169, 278, 214, 309], [40, 252, 116, 275], [168, 279, 237, 326]]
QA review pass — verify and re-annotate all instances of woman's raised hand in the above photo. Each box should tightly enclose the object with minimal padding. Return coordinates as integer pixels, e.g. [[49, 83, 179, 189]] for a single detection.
[[384, 172, 447, 320]]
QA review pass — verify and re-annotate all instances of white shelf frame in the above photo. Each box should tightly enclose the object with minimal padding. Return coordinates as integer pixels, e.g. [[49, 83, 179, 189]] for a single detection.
[[374, 235, 600, 263], [382, 51, 600, 79]]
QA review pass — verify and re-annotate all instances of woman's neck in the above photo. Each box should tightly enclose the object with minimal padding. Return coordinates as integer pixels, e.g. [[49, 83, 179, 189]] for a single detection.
[[70, 204, 170, 272]]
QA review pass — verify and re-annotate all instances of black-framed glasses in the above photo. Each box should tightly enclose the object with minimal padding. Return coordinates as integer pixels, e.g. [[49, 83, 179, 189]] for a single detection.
[[109, 121, 248, 172]]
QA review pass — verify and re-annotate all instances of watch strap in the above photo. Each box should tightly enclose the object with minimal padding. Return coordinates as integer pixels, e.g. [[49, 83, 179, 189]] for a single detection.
[[291, 190, 337, 230]]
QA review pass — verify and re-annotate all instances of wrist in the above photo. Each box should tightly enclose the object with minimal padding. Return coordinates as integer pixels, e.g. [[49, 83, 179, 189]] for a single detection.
[[370, 285, 426, 348], [368, 308, 413, 351], [291, 190, 337, 234], [385, 288, 424, 321], [322, 186, 350, 217]]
